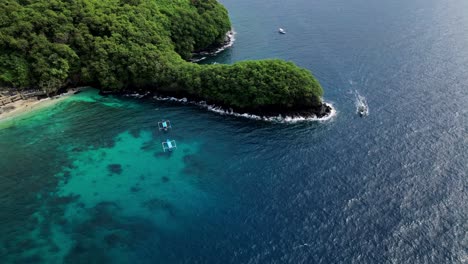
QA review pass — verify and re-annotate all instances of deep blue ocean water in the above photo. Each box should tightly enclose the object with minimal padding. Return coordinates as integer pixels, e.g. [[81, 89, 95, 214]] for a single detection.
[[1, 0, 468, 263]]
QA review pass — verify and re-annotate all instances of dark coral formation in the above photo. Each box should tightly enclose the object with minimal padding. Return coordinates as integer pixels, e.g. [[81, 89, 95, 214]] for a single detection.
[[107, 164, 123, 175]]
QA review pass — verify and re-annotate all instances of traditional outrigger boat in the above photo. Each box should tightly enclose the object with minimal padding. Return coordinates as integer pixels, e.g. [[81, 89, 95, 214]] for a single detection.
[[158, 120, 172, 131], [162, 139, 177, 152]]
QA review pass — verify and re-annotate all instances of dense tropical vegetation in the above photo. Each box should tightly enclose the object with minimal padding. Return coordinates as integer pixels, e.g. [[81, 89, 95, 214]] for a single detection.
[[0, 0, 324, 111]]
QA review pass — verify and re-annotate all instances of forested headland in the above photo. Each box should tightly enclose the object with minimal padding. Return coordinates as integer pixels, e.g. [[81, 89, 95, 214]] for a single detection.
[[0, 0, 328, 114]]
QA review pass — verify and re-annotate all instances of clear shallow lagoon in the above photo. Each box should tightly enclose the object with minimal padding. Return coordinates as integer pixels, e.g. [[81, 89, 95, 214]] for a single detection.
[[1, 0, 468, 263]]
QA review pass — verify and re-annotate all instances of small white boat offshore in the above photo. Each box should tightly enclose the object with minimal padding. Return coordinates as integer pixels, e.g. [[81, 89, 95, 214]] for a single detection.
[[355, 91, 369, 117], [278, 28, 286, 34], [357, 104, 368, 117]]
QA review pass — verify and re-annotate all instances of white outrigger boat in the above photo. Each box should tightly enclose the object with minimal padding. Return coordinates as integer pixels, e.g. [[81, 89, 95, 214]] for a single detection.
[[158, 120, 172, 131], [278, 28, 286, 34], [162, 139, 177, 152]]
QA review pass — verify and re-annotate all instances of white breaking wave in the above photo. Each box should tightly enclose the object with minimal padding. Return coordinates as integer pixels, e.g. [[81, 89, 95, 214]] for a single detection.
[[190, 30, 236, 62], [190, 57, 207, 63], [123, 92, 150, 99], [153, 95, 336, 123], [293, 243, 312, 249]]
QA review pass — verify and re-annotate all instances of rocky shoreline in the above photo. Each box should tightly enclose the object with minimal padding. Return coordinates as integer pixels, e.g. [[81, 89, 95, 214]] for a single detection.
[[0, 86, 333, 123], [199, 101, 335, 122], [102, 89, 335, 122], [190, 30, 235, 62]]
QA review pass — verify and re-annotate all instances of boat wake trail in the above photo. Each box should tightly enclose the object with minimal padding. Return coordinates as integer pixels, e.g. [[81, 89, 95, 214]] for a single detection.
[[355, 90, 369, 117]]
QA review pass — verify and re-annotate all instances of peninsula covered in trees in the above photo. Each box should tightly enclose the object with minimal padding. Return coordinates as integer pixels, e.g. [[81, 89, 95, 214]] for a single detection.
[[0, 0, 330, 116]]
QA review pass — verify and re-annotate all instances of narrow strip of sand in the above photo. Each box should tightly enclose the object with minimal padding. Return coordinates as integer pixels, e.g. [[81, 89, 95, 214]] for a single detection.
[[0, 89, 78, 121]]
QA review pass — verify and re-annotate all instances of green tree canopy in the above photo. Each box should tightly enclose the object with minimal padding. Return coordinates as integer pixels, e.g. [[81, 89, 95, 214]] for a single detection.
[[0, 0, 324, 111]]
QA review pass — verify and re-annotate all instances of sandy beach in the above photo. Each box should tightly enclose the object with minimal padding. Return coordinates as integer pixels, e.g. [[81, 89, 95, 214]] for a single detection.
[[0, 89, 79, 121]]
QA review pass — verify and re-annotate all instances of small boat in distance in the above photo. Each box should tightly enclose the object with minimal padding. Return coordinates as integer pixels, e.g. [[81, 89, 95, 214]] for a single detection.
[[357, 104, 368, 117], [355, 90, 369, 117], [278, 28, 286, 34]]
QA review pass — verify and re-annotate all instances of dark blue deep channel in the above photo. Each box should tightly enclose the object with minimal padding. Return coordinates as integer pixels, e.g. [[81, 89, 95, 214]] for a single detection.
[[1, 0, 467, 263]]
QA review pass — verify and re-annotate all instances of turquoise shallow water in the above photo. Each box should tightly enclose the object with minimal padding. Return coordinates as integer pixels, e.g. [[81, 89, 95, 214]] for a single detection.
[[1, 89, 236, 263], [2, 0, 468, 263]]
